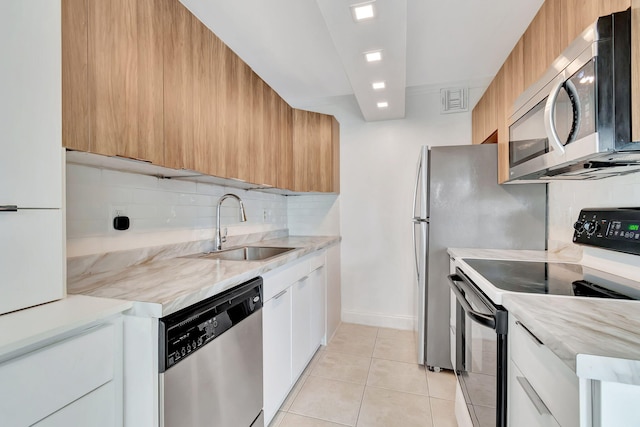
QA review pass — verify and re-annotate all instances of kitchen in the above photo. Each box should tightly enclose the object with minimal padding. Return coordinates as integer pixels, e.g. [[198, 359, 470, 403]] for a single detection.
[[2, 0, 640, 427]]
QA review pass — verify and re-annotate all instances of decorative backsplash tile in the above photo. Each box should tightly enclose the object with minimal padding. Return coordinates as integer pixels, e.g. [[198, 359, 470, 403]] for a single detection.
[[66, 164, 288, 256]]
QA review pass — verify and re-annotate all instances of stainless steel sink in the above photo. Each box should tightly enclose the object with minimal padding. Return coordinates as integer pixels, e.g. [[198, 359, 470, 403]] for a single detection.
[[185, 246, 296, 262]]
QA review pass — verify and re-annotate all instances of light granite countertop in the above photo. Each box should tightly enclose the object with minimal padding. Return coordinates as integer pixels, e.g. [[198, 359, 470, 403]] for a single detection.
[[448, 247, 640, 386], [68, 235, 340, 317]]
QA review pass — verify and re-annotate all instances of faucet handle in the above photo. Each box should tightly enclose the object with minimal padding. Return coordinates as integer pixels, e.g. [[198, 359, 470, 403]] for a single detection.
[[222, 227, 228, 243]]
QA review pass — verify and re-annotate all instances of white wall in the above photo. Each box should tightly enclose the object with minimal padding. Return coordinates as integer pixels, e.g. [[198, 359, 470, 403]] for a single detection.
[[66, 164, 288, 257], [296, 85, 485, 329]]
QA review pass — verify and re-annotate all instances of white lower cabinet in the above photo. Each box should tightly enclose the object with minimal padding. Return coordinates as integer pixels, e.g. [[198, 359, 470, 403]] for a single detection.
[[292, 276, 313, 378], [509, 314, 579, 427], [0, 319, 123, 427], [263, 288, 293, 422], [262, 250, 328, 426]]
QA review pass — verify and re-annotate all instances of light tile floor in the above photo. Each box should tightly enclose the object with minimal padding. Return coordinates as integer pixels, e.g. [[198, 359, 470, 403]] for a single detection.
[[268, 323, 458, 427]]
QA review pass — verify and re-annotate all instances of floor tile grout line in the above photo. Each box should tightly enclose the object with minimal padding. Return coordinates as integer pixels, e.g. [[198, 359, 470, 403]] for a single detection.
[[353, 355, 374, 427]]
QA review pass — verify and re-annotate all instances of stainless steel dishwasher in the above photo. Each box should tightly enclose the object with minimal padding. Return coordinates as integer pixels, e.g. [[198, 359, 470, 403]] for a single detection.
[[159, 277, 264, 427]]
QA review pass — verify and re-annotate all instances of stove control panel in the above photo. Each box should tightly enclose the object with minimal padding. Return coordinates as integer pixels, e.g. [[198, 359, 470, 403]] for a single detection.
[[573, 208, 640, 255]]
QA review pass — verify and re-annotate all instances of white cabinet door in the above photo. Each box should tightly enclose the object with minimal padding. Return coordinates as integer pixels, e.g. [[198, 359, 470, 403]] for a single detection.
[[310, 266, 326, 349], [0, 0, 62, 208], [509, 361, 560, 427], [292, 276, 313, 378], [262, 288, 293, 424], [325, 244, 341, 341], [0, 209, 64, 315]]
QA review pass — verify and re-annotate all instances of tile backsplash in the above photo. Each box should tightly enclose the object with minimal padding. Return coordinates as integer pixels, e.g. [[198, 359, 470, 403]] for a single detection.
[[66, 164, 288, 257], [287, 194, 340, 236]]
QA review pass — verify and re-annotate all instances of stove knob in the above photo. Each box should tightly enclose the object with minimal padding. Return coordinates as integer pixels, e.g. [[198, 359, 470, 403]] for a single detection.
[[584, 221, 600, 235], [573, 221, 585, 233]]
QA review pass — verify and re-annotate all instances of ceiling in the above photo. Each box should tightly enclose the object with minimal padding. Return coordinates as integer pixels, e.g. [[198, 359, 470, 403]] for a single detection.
[[179, 0, 545, 121]]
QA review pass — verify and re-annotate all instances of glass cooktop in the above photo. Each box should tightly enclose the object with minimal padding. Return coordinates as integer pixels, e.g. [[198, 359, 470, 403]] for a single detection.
[[462, 259, 640, 300]]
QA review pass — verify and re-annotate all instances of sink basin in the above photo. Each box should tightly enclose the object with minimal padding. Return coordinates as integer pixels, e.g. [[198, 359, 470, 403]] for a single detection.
[[186, 246, 296, 262]]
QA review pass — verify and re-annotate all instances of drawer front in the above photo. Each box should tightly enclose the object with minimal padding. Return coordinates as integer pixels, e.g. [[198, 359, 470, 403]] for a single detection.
[[509, 361, 561, 427], [0, 324, 115, 426], [510, 316, 579, 427], [308, 251, 325, 272], [34, 382, 116, 427]]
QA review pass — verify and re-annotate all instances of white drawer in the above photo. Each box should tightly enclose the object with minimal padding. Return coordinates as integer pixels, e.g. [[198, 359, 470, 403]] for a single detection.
[[262, 251, 326, 301], [509, 360, 561, 427], [510, 316, 579, 427], [0, 324, 116, 426], [34, 381, 116, 427]]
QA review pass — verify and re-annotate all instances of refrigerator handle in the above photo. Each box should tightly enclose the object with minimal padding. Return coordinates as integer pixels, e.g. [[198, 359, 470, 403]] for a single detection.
[[412, 154, 422, 218], [412, 154, 423, 283], [412, 220, 419, 282]]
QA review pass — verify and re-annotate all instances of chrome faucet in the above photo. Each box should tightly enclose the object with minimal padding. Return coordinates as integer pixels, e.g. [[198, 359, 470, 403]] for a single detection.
[[215, 193, 247, 251]]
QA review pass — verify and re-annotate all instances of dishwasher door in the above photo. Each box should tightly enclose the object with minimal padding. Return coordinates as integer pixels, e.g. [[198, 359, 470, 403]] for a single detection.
[[160, 308, 263, 427]]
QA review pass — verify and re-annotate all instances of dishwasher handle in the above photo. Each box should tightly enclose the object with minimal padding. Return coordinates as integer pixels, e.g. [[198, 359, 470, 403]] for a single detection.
[[448, 274, 497, 330]]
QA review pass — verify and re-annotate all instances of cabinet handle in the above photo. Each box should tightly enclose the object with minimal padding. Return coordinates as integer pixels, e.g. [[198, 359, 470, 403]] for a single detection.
[[273, 290, 288, 300], [516, 376, 551, 416], [0, 205, 18, 212], [516, 320, 544, 346]]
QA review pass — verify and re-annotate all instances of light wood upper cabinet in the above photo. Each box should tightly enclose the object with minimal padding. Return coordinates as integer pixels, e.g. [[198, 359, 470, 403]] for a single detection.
[[561, 0, 630, 47], [633, 0, 640, 142], [63, 0, 339, 192], [471, 79, 498, 144], [292, 109, 340, 193], [277, 98, 294, 191], [523, 0, 562, 89], [62, 0, 164, 164]]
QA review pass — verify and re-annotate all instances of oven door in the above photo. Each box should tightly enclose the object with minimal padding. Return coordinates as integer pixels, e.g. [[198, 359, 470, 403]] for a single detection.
[[448, 270, 507, 427]]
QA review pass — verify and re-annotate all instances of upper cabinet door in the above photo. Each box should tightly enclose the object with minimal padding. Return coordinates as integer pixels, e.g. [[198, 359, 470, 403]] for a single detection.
[[0, 0, 62, 208], [62, 0, 165, 165], [292, 109, 340, 193]]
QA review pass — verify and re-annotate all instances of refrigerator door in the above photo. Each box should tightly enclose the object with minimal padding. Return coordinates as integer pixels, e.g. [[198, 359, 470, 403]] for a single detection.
[[424, 144, 546, 370], [412, 146, 429, 364], [413, 220, 428, 364]]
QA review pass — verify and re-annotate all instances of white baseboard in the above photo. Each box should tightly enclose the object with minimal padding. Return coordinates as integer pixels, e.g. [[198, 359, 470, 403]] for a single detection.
[[341, 310, 415, 331]]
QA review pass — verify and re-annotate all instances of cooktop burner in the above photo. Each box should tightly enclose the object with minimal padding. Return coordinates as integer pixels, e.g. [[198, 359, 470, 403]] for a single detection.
[[462, 259, 640, 300]]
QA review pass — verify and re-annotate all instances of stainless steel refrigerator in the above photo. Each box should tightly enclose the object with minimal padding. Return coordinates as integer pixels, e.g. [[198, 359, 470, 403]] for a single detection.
[[412, 144, 546, 369]]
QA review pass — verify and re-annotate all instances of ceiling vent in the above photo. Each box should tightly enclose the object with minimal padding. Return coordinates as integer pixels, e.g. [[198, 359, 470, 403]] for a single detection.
[[440, 87, 468, 114]]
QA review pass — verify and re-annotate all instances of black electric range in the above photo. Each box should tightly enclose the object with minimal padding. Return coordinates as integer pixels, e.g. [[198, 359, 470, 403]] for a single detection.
[[449, 208, 640, 427]]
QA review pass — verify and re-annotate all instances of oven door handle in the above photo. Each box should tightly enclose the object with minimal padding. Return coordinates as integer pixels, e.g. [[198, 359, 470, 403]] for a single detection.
[[447, 274, 496, 330]]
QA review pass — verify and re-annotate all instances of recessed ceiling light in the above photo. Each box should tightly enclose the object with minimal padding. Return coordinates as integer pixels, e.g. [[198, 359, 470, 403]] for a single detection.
[[377, 101, 389, 108], [351, 2, 375, 21], [365, 50, 382, 62], [372, 81, 386, 90]]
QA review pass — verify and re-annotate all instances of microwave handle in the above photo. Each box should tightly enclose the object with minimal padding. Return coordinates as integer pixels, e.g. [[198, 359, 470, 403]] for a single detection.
[[544, 79, 566, 155]]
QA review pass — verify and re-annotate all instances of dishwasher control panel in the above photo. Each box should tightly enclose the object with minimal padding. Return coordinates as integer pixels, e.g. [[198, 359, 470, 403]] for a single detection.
[[158, 277, 262, 372]]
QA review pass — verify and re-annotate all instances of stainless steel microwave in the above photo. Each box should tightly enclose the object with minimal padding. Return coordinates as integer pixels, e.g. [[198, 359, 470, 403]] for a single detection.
[[507, 9, 640, 182]]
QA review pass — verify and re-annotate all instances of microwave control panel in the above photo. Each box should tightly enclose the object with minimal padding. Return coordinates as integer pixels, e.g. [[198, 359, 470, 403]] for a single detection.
[[573, 208, 640, 255]]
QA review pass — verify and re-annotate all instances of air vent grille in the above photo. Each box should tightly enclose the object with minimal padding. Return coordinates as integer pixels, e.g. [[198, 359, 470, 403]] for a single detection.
[[440, 87, 468, 114]]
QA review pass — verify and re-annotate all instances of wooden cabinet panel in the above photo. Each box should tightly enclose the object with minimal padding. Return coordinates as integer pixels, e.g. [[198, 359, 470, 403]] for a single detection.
[[561, 0, 630, 48], [163, 0, 194, 170], [633, 0, 640, 142], [277, 97, 294, 190], [471, 79, 498, 145], [63, 0, 164, 164], [292, 109, 340, 193], [62, 0, 89, 152], [523, 0, 562, 88], [258, 83, 279, 187]]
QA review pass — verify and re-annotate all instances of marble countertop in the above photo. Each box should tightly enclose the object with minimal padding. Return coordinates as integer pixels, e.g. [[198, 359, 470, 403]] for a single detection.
[[0, 295, 132, 362], [68, 236, 340, 317], [448, 247, 640, 385]]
